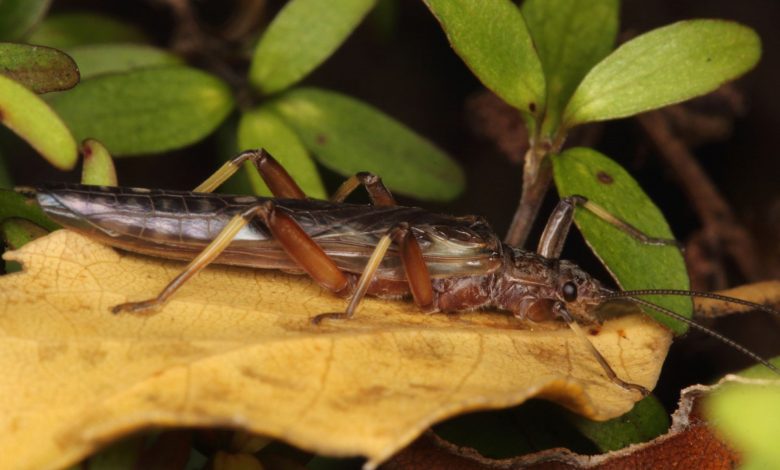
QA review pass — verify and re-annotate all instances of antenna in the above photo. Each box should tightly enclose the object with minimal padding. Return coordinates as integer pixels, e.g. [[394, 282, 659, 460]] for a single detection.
[[604, 289, 780, 316], [605, 294, 779, 375]]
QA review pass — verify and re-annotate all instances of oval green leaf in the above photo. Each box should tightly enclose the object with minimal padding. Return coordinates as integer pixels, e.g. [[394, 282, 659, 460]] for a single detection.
[[267, 87, 464, 201], [250, 0, 376, 95], [0, 0, 50, 41], [706, 377, 780, 470], [66, 44, 182, 80], [569, 394, 669, 452], [424, 0, 545, 119], [238, 106, 325, 199], [47, 66, 234, 156], [0, 74, 77, 169], [563, 20, 761, 127], [552, 147, 690, 333], [80, 138, 117, 186], [26, 12, 147, 49], [0, 43, 79, 93], [521, 0, 618, 133]]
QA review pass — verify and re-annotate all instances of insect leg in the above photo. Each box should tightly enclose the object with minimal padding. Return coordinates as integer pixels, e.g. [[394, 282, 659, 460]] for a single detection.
[[112, 201, 350, 314], [193, 149, 306, 199], [397, 225, 434, 310], [537, 195, 680, 259], [553, 303, 650, 396], [312, 223, 433, 323], [330, 172, 396, 206]]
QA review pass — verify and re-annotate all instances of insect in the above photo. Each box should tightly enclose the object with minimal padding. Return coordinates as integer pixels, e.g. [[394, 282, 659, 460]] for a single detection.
[[30, 149, 779, 394]]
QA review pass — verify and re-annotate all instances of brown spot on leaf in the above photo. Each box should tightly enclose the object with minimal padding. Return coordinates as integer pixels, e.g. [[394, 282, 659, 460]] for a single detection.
[[617, 329, 627, 339], [316, 134, 328, 145], [78, 345, 107, 367], [529, 102, 537, 113], [38, 342, 69, 362], [81, 142, 93, 158], [589, 327, 601, 336], [596, 171, 614, 184]]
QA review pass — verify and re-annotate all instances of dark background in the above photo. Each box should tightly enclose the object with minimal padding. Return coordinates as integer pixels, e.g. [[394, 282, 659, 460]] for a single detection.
[[6, 0, 780, 412]]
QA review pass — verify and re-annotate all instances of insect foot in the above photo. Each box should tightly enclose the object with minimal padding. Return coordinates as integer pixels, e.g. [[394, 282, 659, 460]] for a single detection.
[[311, 312, 351, 325], [111, 299, 164, 315]]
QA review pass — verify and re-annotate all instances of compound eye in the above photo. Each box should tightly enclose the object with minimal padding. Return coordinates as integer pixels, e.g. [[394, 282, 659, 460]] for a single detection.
[[562, 281, 578, 302]]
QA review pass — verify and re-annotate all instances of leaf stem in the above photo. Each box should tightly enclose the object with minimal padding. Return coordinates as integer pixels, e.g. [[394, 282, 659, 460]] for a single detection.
[[504, 139, 553, 247]]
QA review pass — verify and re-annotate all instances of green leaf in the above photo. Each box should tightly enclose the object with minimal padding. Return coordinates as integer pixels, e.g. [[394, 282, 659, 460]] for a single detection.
[[1, 217, 48, 250], [47, 66, 234, 156], [563, 20, 761, 127], [238, 106, 326, 199], [26, 12, 147, 49], [1, 218, 50, 273], [80, 138, 117, 186], [423, 0, 545, 119], [0, 73, 77, 170], [0, 189, 59, 231], [552, 148, 690, 333], [0, 43, 79, 93], [521, 0, 618, 133], [435, 402, 597, 458], [0, 0, 50, 41], [569, 395, 669, 452], [249, 0, 376, 95], [267, 87, 464, 201], [66, 44, 182, 80], [706, 377, 780, 470]]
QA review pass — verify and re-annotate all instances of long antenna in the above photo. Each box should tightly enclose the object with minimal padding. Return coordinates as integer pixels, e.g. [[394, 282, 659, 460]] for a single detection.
[[613, 296, 779, 375], [604, 289, 780, 316]]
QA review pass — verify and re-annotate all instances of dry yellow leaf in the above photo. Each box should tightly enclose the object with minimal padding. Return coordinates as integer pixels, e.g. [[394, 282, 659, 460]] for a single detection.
[[0, 230, 671, 469]]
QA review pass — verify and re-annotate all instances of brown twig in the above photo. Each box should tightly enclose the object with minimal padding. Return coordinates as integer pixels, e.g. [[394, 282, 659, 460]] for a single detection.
[[465, 91, 607, 248], [150, 0, 259, 107], [504, 152, 552, 247], [636, 110, 764, 283]]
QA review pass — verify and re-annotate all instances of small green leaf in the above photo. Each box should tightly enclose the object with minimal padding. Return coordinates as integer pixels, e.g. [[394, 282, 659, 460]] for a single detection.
[[26, 12, 147, 49], [2, 217, 48, 249], [552, 148, 690, 333], [238, 106, 325, 199], [563, 20, 761, 127], [249, 0, 376, 95], [424, 0, 545, 119], [48, 66, 234, 156], [66, 44, 182, 79], [706, 377, 780, 470], [0, 73, 77, 169], [80, 138, 117, 186], [521, 0, 618, 133], [0, 189, 59, 231], [569, 395, 669, 452], [1, 218, 50, 273], [268, 87, 464, 201], [0, 43, 79, 93], [0, 0, 50, 41]]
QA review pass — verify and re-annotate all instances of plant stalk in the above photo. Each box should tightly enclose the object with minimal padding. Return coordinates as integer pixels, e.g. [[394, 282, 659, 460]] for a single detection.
[[504, 143, 553, 247]]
